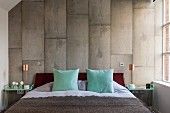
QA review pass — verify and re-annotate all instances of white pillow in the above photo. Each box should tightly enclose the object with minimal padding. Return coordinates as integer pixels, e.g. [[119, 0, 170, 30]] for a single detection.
[[34, 82, 53, 92], [113, 81, 126, 90]]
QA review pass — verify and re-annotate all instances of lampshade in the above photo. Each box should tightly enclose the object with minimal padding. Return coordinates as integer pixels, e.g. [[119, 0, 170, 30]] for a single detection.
[[23, 64, 29, 71]]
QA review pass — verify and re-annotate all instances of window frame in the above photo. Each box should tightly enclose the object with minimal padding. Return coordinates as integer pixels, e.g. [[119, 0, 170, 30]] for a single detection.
[[163, 0, 170, 82]]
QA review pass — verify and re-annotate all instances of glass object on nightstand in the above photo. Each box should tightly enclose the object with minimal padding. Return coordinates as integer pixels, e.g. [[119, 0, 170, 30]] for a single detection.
[[126, 85, 154, 91]]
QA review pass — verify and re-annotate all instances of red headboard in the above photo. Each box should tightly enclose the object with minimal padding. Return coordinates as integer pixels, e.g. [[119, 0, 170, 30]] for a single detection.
[[34, 73, 125, 88]]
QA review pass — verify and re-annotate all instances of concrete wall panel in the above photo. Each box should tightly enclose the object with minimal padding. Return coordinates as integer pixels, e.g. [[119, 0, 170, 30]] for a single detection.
[[22, 0, 44, 1], [111, 55, 132, 84], [133, 67, 154, 85], [45, 0, 66, 38], [133, 9, 154, 66], [9, 3, 21, 49], [155, 36, 162, 81], [89, 26, 110, 69], [67, 0, 88, 14], [154, 0, 163, 81], [22, 2, 44, 60], [9, 49, 22, 84], [133, 0, 154, 9], [67, 15, 88, 72], [89, 0, 110, 25], [154, 0, 163, 36], [111, 0, 132, 54], [45, 39, 66, 72]]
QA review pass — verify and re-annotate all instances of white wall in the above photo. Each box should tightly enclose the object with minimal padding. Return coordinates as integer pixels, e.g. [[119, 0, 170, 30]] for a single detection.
[[0, 8, 8, 111], [153, 81, 170, 113]]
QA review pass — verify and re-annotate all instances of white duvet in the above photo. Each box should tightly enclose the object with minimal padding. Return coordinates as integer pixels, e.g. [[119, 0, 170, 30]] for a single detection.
[[23, 81, 135, 99]]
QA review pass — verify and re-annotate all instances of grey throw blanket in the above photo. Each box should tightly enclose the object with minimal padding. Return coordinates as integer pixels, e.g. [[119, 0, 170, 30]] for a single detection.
[[5, 96, 151, 113]]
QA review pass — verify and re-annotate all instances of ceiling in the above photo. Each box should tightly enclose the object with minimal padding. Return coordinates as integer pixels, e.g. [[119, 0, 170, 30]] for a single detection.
[[0, 0, 21, 11]]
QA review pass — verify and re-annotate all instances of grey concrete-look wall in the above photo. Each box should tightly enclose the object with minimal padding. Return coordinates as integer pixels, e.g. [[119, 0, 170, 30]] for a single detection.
[[133, 1, 155, 85], [9, 0, 160, 85], [154, 0, 163, 81], [111, 0, 133, 84]]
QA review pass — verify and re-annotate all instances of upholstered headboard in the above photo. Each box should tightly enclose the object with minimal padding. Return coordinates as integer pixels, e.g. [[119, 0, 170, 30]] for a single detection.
[[34, 73, 125, 88]]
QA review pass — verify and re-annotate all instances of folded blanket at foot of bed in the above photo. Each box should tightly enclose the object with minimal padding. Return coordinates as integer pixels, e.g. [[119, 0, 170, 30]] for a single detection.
[[5, 96, 151, 113]]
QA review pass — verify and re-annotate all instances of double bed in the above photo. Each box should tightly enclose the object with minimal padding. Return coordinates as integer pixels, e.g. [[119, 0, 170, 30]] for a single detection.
[[5, 73, 152, 113]]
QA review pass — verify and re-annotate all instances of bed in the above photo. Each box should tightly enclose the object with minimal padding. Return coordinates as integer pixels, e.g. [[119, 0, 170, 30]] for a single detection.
[[5, 73, 151, 113]]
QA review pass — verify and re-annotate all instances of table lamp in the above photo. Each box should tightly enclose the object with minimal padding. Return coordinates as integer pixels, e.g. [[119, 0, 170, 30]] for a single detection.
[[23, 64, 29, 84], [129, 64, 134, 84]]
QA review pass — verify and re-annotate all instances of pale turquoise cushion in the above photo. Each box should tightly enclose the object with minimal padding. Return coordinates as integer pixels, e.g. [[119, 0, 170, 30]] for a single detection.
[[52, 69, 79, 91], [86, 69, 114, 93]]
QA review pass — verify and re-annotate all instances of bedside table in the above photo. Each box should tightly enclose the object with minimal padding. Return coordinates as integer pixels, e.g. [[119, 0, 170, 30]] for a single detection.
[[3, 85, 34, 109], [127, 86, 154, 106]]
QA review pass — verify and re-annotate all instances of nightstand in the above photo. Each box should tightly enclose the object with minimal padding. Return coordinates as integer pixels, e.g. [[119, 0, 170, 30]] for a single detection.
[[127, 86, 154, 107], [3, 85, 34, 109]]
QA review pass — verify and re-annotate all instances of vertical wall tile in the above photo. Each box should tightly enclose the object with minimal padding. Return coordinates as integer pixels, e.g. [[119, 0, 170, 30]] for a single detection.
[[89, 0, 111, 25], [67, 15, 88, 72], [89, 26, 110, 69], [111, 55, 132, 84], [154, 0, 163, 81], [22, 2, 44, 60], [9, 3, 21, 49], [133, 67, 154, 85], [45, 39, 66, 72], [154, 0, 163, 36], [133, 9, 154, 66], [67, 0, 88, 14], [9, 49, 22, 84], [22, 0, 44, 1], [23, 61, 44, 84], [133, 0, 154, 9], [155, 36, 163, 81], [45, 0, 66, 38], [111, 0, 132, 54]]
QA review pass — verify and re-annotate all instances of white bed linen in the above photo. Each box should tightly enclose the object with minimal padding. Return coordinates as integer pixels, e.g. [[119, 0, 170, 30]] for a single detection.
[[22, 81, 135, 99], [23, 89, 135, 99]]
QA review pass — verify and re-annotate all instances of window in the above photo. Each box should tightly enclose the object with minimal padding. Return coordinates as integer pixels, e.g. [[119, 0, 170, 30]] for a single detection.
[[163, 0, 170, 81]]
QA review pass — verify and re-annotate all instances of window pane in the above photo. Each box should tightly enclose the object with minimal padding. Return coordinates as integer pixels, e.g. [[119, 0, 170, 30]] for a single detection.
[[163, 54, 170, 81], [163, 25, 170, 52], [164, 0, 170, 24]]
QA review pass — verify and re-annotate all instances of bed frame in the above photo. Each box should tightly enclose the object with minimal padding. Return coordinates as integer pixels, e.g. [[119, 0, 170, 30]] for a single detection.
[[34, 73, 125, 88]]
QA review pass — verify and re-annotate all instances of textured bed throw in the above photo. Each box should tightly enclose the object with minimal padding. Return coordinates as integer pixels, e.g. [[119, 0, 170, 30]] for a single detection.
[[5, 96, 151, 113]]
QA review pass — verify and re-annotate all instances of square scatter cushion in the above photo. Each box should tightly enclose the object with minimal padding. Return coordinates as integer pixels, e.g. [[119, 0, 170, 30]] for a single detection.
[[52, 69, 79, 91], [78, 80, 87, 91], [86, 69, 114, 93]]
